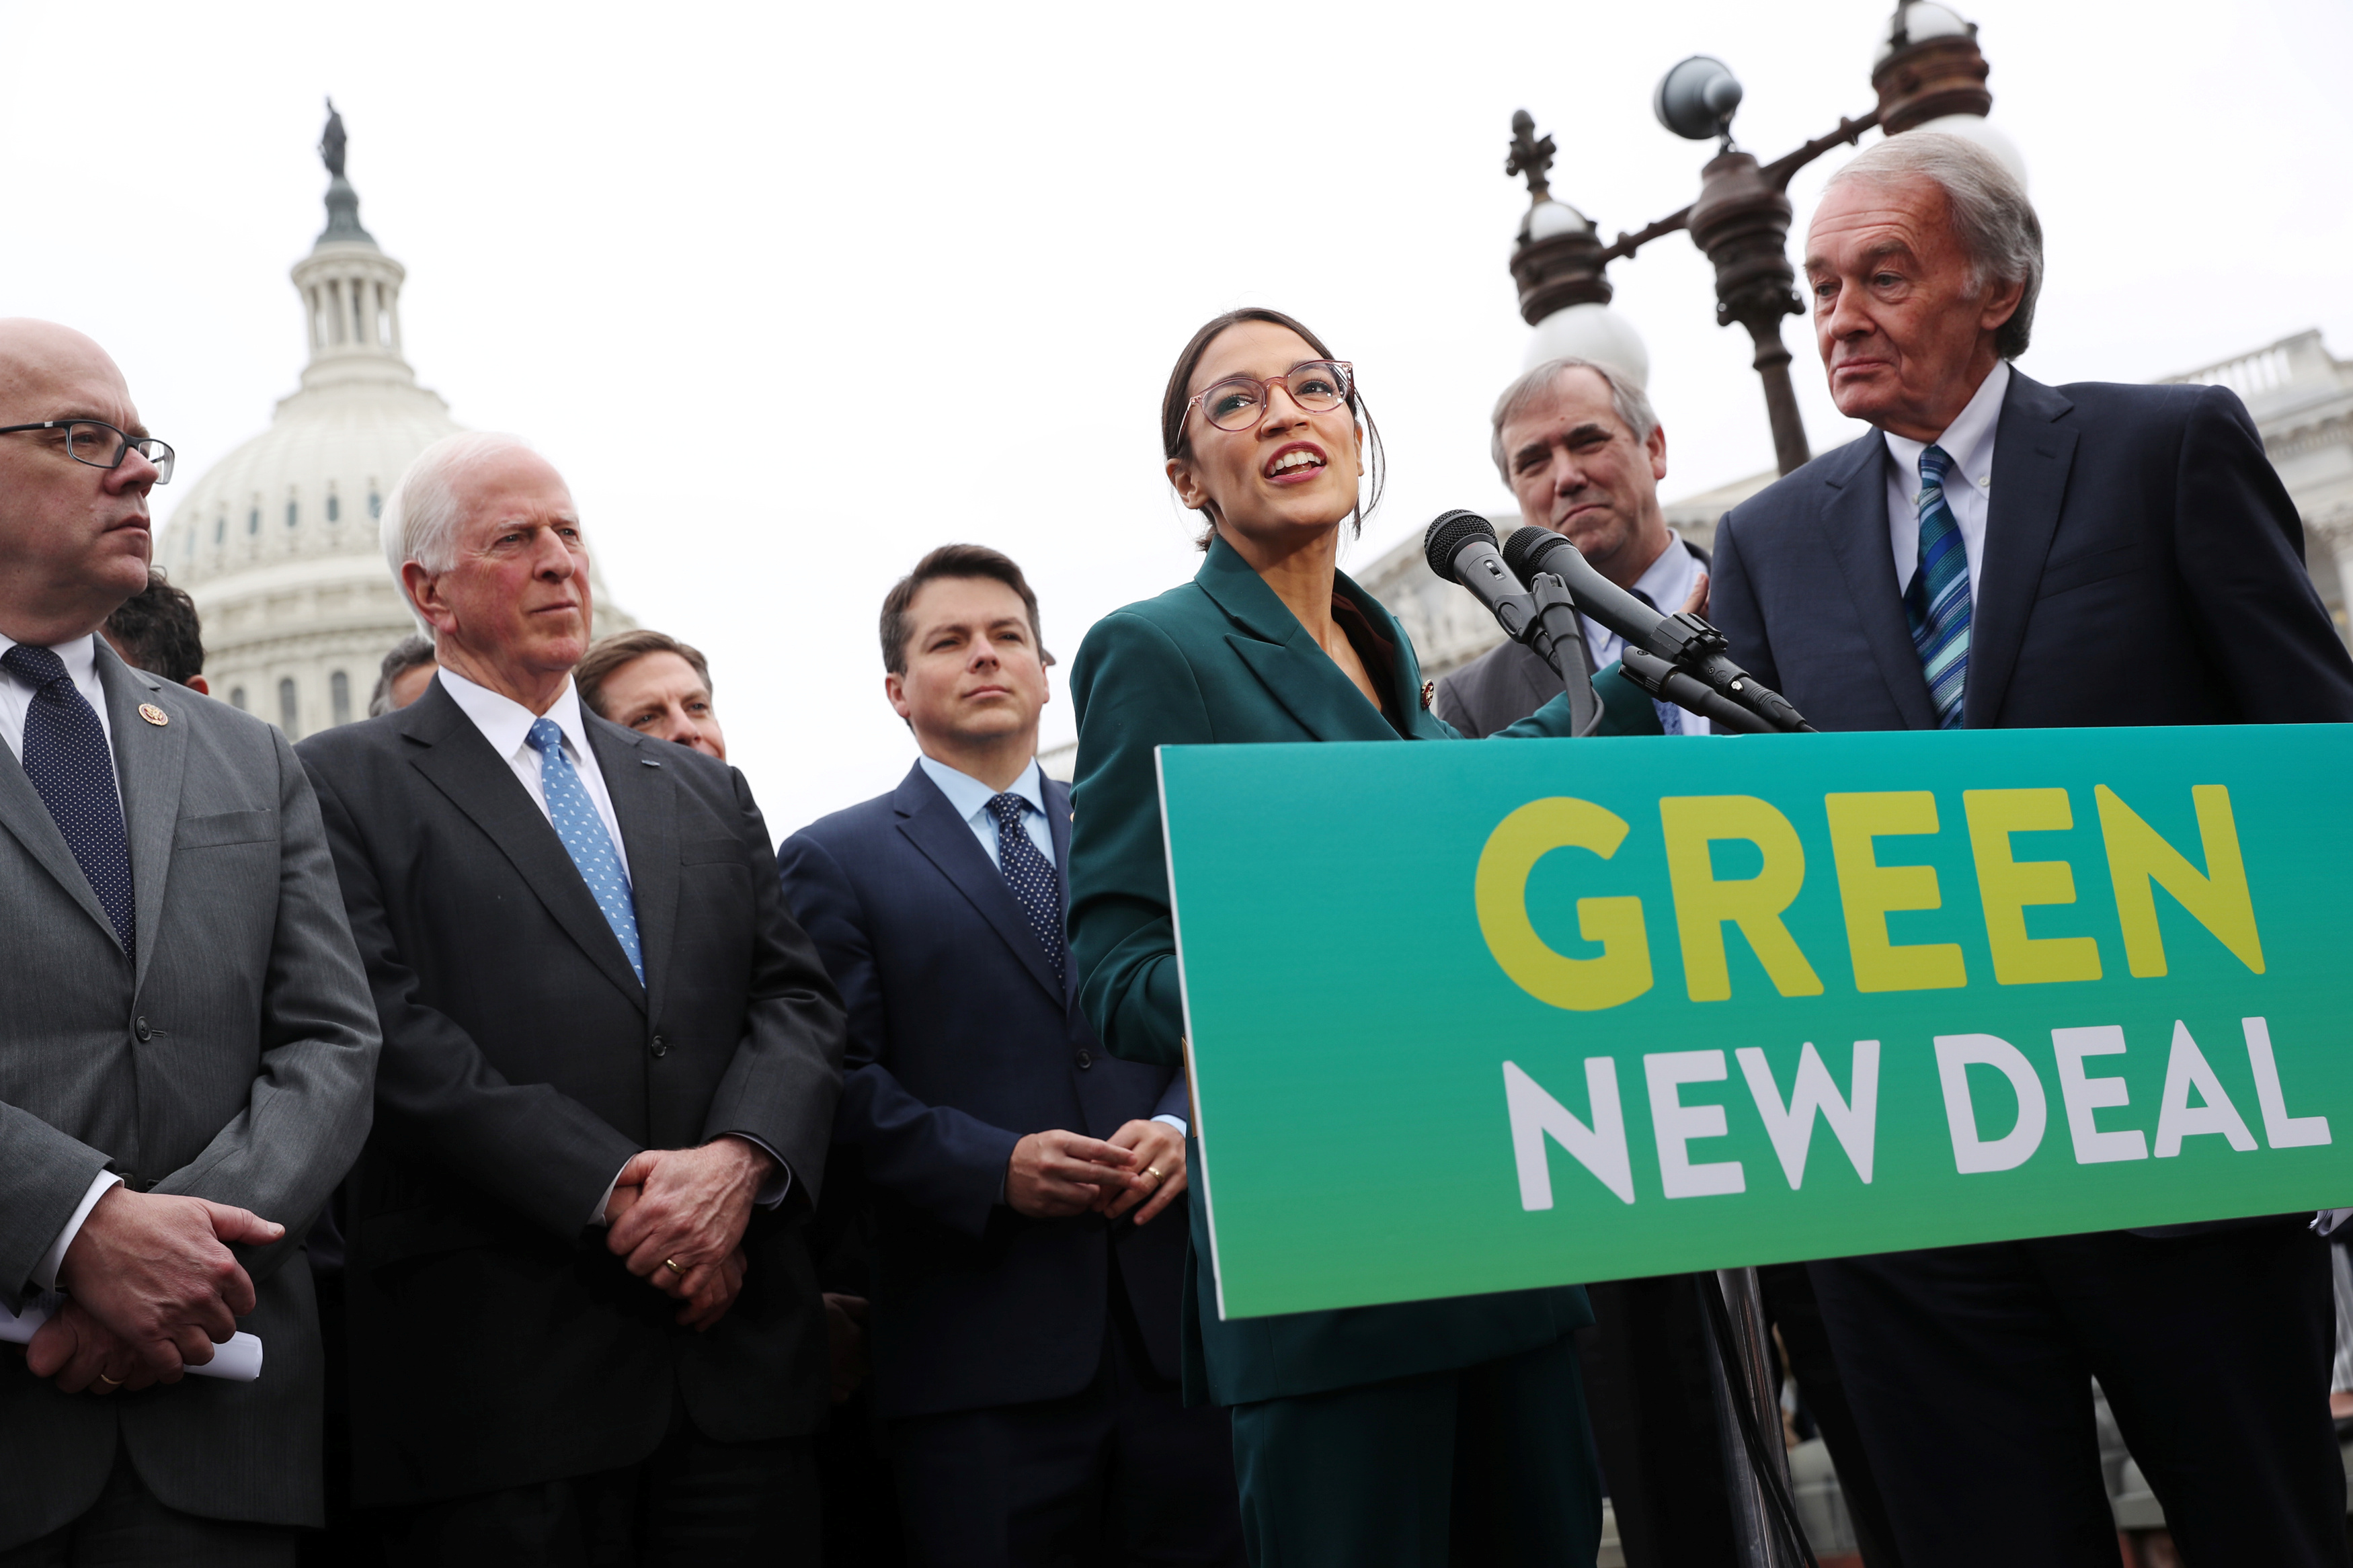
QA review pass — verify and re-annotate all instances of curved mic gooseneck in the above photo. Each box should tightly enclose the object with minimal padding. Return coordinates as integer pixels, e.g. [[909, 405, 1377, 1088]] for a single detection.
[[1500, 526, 1814, 734], [1421, 511, 1602, 737]]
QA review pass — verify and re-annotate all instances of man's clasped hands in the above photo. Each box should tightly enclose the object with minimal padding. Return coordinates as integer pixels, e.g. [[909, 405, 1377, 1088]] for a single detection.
[[21, 1137, 778, 1397]]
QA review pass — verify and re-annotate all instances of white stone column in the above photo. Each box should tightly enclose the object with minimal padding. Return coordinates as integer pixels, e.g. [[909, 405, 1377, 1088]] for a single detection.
[[2307, 508, 2353, 647]]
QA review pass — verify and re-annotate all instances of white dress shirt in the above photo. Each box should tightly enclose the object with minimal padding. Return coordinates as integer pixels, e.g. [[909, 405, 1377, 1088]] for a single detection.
[[1884, 359, 2008, 604], [917, 752, 1188, 1143], [435, 667, 629, 878], [918, 755, 1055, 870], [0, 632, 127, 1288], [436, 666, 786, 1221], [1579, 533, 1708, 736]]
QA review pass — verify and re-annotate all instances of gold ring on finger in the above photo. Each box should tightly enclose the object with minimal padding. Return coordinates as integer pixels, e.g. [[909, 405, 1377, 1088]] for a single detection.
[[95, 1372, 122, 1389], [663, 1257, 686, 1277], [1144, 1166, 1164, 1183]]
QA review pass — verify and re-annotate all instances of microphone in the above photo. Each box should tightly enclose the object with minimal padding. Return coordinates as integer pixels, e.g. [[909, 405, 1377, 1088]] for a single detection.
[[1423, 511, 1601, 735], [1424, 511, 1532, 642], [1501, 527, 1813, 733]]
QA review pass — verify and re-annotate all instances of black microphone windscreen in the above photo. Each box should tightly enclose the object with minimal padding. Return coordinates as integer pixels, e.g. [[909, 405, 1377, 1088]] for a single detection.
[[1502, 524, 1568, 583], [1423, 510, 1499, 585]]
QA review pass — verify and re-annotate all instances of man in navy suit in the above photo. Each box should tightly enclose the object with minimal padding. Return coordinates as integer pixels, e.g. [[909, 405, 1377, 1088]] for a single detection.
[[1710, 132, 2353, 1567], [778, 544, 1243, 1567]]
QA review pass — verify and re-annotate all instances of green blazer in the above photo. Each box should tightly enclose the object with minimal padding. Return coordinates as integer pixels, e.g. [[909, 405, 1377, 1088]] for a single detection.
[[1066, 536, 1658, 1407]]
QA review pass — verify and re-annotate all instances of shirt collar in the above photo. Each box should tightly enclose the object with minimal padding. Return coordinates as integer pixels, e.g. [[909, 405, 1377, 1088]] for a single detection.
[[436, 665, 592, 762], [1630, 532, 1702, 612], [0, 630, 102, 690], [919, 753, 1044, 825], [1882, 358, 2009, 492]]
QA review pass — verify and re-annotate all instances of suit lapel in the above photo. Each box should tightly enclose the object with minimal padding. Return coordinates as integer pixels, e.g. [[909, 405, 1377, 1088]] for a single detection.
[[893, 764, 1066, 1007], [401, 683, 647, 1010], [1045, 775, 1077, 1004], [1963, 372, 2079, 729], [591, 719, 678, 1024], [98, 648, 186, 991], [1194, 540, 1402, 744], [1817, 436, 1942, 731]]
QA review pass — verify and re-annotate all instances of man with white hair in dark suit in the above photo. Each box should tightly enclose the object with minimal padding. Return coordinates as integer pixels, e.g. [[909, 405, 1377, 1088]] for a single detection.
[[1710, 132, 2353, 1568]]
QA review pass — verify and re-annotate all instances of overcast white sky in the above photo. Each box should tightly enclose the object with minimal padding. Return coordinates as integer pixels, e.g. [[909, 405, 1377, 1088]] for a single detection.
[[4, 0, 2348, 835]]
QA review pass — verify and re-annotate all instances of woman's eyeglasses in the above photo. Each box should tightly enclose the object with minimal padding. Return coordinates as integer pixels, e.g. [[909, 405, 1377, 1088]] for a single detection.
[[1185, 361, 1354, 434]]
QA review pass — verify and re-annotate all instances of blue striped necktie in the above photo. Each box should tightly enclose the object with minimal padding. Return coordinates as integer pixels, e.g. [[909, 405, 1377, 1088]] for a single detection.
[[1904, 444, 1972, 729]]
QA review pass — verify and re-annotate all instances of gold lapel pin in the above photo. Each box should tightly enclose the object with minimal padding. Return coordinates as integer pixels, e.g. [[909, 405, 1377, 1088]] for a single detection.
[[138, 703, 169, 727]]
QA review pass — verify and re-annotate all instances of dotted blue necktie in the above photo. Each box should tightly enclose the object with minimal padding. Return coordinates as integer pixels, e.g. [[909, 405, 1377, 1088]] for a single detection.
[[526, 717, 642, 984], [1903, 444, 1972, 729], [3, 645, 134, 956], [986, 792, 1065, 987]]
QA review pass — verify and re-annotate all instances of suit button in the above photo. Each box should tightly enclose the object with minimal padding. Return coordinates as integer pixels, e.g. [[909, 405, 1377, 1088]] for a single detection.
[[1074, 1049, 1092, 1070], [650, 1034, 670, 1059], [133, 1017, 153, 1043]]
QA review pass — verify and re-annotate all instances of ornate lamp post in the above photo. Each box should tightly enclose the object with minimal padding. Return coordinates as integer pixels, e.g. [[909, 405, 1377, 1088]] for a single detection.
[[1507, 1, 2016, 478]]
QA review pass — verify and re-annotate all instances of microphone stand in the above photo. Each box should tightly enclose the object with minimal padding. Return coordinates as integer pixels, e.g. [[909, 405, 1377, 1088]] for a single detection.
[[1699, 1269, 1819, 1568], [1521, 575, 1605, 737]]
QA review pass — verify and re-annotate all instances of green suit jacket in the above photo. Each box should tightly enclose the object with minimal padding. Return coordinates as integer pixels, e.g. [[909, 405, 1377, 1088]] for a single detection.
[[1066, 537, 1658, 1407]]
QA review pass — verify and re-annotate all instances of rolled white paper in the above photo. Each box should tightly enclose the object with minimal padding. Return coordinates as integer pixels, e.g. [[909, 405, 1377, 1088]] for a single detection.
[[0, 1290, 263, 1382]]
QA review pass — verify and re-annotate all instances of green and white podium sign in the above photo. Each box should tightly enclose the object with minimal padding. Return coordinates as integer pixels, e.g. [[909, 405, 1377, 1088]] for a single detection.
[[1156, 726, 2352, 1320]]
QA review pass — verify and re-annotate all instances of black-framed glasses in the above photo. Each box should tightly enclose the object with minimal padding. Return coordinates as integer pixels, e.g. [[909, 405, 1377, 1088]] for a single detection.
[[1185, 360, 1355, 433], [0, 420, 174, 483]]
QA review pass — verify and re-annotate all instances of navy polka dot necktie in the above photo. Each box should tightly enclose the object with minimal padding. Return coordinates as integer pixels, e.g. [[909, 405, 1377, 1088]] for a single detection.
[[2, 644, 134, 956], [525, 716, 643, 984], [985, 792, 1065, 987]]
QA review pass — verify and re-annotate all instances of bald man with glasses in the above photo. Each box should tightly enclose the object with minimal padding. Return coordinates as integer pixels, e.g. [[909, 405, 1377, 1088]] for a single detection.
[[0, 318, 381, 1563]]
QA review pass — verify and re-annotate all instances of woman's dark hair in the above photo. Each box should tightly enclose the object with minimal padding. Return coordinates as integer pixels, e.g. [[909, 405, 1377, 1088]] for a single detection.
[[1158, 307, 1385, 552]]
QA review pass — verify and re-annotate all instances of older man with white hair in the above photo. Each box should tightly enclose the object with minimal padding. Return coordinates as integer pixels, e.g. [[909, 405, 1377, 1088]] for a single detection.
[[296, 432, 846, 1564], [1710, 134, 2353, 1567]]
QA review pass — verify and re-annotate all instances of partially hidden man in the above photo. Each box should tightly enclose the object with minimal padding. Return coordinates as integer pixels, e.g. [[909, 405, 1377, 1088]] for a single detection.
[[0, 320, 380, 1561], [779, 545, 1243, 1566], [1439, 354, 1903, 1568], [1709, 132, 2353, 1568], [296, 432, 846, 1564]]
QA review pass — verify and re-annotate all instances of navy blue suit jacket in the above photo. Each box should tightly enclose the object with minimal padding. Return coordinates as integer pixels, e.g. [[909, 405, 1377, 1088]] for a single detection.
[[1710, 369, 2353, 731], [777, 761, 1189, 1421]]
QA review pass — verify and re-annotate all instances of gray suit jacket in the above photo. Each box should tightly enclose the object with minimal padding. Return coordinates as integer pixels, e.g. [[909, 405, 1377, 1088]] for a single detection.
[[0, 645, 378, 1549]]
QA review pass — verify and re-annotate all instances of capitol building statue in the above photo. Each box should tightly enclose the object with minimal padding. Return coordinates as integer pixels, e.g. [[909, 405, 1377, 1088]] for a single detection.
[[157, 103, 627, 737]]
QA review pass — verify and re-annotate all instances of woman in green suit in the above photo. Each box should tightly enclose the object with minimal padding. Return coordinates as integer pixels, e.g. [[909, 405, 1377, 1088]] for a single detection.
[[1066, 308, 1657, 1567]]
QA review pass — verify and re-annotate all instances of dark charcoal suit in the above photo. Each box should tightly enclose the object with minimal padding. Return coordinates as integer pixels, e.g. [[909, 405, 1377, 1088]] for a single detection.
[[296, 679, 844, 1557], [779, 761, 1240, 1565], [1710, 367, 2353, 1568]]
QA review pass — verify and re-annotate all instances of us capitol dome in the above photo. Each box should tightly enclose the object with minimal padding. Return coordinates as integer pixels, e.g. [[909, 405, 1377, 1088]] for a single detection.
[[157, 104, 627, 736]]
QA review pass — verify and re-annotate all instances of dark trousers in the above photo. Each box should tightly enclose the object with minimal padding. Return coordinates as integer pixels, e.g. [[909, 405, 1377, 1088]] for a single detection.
[[889, 1283, 1240, 1568], [1228, 1333, 1603, 1568], [0, 1440, 296, 1567], [381, 1398, 819, 1568], [1811, 1220, 2348, 1568], [1578, 1269, 1904, 1568]]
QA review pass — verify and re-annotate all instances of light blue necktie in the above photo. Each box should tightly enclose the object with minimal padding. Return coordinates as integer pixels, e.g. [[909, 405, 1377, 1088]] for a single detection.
[[1903, 444, 1972, 729], [525, 717, 643, 983]]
